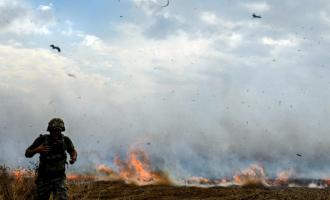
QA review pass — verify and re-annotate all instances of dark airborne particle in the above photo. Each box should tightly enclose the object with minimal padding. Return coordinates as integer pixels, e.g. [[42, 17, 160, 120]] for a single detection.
[[50, 44, 61, 52], [252, 13, 262, 18]]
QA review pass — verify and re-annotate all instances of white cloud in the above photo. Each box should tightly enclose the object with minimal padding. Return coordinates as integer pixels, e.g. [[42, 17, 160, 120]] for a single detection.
[[133, 0, 171, 16], [200, 12, 217, 25], [5, 18, 52, 35], [262, 37, 296, 46], [6, 39, 22, 47], [133, 0, 156, 15], [0, 44, 114, 102], [61, 20, 76, 36], [226, 33, 243, 48], [81, 34, 104, 48], [89, 26, 211, 70], [37, 3, 53, 12], [0, 0, 56, 35], [0, 44, 73, 75], [77, 33, 112, 54], [242, 2, 270, 12], [320, 11, 330, 25]]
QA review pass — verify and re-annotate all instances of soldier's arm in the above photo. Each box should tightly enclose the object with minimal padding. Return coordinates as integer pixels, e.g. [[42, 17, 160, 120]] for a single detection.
[[69, 150, 77, 164], [25, 136, 49, 157], [65, 136, 77, 164]]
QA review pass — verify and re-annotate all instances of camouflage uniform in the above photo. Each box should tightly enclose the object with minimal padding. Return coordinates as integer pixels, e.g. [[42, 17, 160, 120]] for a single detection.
[[25, 119, 76, 200]]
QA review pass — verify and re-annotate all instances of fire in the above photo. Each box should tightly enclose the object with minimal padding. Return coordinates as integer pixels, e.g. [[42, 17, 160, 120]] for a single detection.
[[274, 170, 294, 186], [96, 164, 120, 180], [9, 168, 97, 183], [97, 164, 115, 175], [66, 173, 96, 182], [323, 179, 330, 186], [187, 177, 215, 185], [7, 146, 328, 188], [97, 148, 171, 185], [233, 164, 270, 187], [184, 164, 273, 187], [185, 177, 229, 186], [183, 164, 274, 187], [10, 168, 35, 183], [124, 149, 156, 182]]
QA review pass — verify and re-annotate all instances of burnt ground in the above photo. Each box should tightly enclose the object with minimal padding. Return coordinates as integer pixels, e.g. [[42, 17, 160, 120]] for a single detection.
[[68, 181, 330, 200]]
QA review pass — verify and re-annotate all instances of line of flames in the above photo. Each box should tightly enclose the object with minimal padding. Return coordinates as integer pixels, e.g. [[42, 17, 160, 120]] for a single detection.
[[6, 148, 330, 188]]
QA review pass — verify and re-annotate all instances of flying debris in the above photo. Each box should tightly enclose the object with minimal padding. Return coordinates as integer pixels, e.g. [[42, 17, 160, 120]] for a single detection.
[[252, 13, 262, 19], [50, 44, 61, 52], [67, 73, 76, 78], [160, 0, 169, 8], [296, 154, 302, 157]]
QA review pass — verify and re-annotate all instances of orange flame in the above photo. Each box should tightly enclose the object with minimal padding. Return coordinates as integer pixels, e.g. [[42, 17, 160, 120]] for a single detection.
[[97, 164, 115, 175], [66, 173, 96, 182], [185, 165, 272, 187], [323, 179, 330, 186], [127, 149, 155, 182], [97, 148, 171, 185], [233, 164, 270, 187], [274, 170, 294, 186], [9, 168, 35, 184]]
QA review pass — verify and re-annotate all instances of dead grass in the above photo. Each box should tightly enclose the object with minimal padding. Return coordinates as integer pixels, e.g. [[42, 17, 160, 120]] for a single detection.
[[0, 165, 35, 200], [0, 165, 14, 200], [0, 166, 93, 200], [66, 180, 330, 200], [1, 166, 330, 200]]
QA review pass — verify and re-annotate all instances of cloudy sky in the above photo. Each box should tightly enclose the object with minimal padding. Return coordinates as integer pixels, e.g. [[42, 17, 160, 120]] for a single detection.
[[1, 0, 330, 179]]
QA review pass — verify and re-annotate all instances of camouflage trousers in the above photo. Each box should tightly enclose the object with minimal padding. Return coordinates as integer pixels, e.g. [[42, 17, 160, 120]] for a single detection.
[[34, 176, 67, 200]]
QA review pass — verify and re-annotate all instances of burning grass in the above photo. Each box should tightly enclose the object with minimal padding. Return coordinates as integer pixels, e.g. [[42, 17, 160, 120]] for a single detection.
[[2, 148, 330, 199], [2, 176, 330, 200], [0, 165, 35, 200], [96, 148, 172, 186]]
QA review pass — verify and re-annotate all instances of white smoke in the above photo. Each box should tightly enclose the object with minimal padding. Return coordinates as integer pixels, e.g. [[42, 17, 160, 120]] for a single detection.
[[1, 0, 330, 181]]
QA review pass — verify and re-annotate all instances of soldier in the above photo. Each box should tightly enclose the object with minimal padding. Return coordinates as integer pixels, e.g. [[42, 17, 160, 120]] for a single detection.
[[25, 118, 77, 200]]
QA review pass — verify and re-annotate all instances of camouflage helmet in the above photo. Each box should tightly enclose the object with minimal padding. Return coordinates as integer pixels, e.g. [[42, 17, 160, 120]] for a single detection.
[[47, 118, 65, 132]]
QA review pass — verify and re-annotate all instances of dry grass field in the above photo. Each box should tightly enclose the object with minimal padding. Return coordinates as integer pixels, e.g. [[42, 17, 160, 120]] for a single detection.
[[2, 165, 330, 200], [68, 180, 330, 200]]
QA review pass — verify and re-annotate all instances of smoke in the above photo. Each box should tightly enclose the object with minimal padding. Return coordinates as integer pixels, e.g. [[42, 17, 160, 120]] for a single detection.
[[1, 0, 330, 182], [2, 45, 329, 179]]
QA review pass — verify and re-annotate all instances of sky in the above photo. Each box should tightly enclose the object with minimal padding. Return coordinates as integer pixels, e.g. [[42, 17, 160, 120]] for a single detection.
[[1, 0, 330, 179]]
